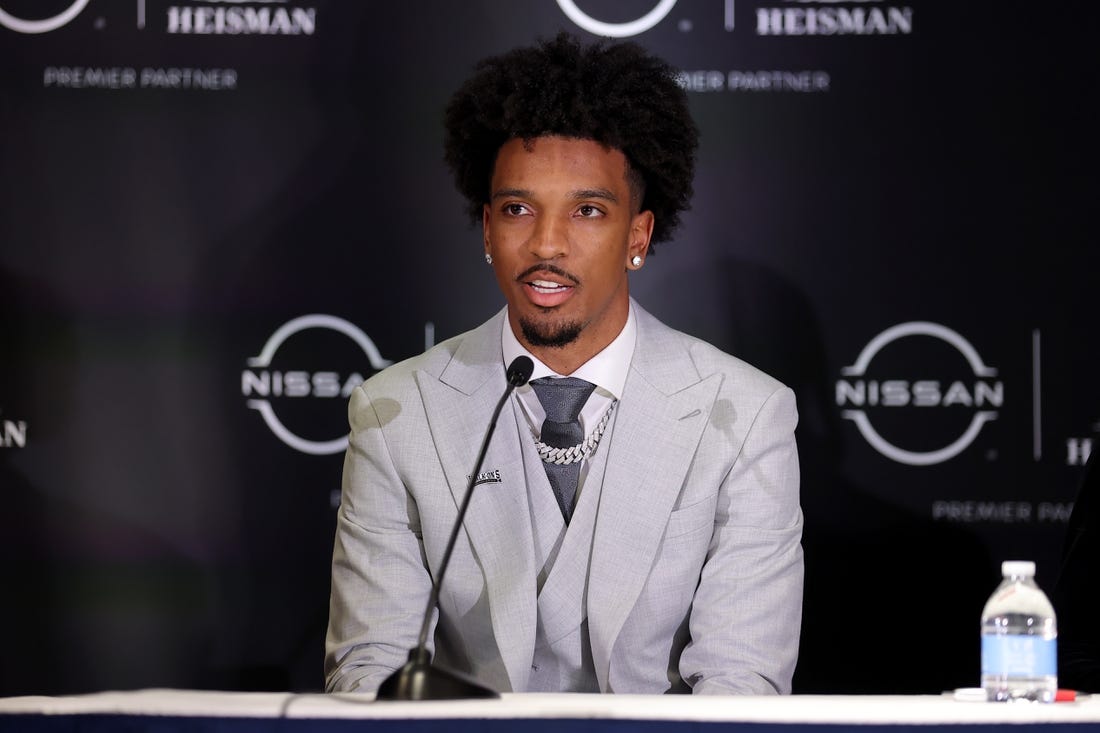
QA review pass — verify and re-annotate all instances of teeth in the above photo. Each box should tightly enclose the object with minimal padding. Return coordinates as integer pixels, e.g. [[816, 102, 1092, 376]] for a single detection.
[[530, 280, 567, 291]]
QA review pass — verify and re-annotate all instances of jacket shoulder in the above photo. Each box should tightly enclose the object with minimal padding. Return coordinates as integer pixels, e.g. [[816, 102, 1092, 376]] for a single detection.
[[633, 302, 788, 400], [354, 310, 503, 398]]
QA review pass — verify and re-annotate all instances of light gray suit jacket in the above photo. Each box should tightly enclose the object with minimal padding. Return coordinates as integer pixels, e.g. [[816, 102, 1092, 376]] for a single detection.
[[325, 300, 803, 694]]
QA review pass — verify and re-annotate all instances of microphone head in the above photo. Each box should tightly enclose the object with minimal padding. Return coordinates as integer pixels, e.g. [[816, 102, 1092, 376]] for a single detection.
[[506, 356, 534, 387]]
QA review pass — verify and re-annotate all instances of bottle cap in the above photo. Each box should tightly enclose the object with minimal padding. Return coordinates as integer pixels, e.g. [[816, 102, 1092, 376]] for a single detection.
[[1002, 560, 1036, 577]]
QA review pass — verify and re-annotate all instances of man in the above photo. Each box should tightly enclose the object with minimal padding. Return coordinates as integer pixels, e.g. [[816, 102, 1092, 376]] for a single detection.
[[325, 33, 803, 695]]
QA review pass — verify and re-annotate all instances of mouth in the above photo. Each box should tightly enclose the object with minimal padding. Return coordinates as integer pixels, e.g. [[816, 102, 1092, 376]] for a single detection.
[[518, 266, 578, 308], [528, 279, 572, 295]]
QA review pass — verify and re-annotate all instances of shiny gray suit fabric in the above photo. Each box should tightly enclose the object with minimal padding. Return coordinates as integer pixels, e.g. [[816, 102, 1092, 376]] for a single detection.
[[325, 300, 804, 694]]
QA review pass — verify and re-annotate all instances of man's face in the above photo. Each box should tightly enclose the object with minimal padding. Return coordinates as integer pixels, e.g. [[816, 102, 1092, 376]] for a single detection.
[[483, 135, 653, 371]]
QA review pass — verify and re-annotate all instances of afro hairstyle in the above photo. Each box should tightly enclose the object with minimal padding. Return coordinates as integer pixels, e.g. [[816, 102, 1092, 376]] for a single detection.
[[442, 32, 699, 249]]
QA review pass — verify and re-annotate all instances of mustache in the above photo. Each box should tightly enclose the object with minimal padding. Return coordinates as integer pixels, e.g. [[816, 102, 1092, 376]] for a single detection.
[[516, 263, 580, 285]]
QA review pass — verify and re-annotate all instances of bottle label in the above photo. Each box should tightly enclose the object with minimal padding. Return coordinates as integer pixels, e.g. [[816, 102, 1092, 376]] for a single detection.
[[981, 635, 1057, 677]]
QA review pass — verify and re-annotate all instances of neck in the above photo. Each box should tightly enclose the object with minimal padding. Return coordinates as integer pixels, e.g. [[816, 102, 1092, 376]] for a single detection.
[[528, 346, 595, 377], [521, 314, 626, 376], [508, 294, 631, 376]]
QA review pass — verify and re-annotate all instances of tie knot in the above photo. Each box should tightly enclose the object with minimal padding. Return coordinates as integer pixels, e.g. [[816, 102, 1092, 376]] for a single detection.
[[530, 377, 596, 424]]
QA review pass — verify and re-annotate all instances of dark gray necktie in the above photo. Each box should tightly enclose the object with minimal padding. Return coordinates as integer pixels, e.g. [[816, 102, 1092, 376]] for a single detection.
[[530, 377, 596, 523]]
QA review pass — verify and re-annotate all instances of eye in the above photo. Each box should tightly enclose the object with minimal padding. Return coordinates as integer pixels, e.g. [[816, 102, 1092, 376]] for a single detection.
[[504, 203, 530, 216], [577, 204, 603, 218]]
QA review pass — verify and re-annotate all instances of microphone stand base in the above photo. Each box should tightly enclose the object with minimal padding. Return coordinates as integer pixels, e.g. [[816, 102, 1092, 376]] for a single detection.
[[375, 658, 499, 701]]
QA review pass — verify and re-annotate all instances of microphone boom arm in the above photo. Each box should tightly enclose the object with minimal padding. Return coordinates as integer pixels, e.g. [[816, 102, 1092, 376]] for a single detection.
[[375, 356, 533, 701]]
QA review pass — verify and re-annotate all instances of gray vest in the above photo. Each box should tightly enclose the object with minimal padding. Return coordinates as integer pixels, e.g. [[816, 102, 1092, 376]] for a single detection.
[[516, 400, 617, 692]]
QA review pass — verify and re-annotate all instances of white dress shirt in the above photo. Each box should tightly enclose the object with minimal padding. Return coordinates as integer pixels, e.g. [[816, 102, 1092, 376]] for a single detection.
[[501, 303, 637, 492]]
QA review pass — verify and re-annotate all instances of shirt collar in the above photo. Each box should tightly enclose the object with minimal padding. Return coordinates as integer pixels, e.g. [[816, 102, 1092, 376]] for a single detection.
[[501, 302, 636, 401]]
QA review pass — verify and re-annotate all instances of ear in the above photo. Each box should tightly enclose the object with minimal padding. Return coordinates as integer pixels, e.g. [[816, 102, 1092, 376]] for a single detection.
[[627, 210, 655, 269]]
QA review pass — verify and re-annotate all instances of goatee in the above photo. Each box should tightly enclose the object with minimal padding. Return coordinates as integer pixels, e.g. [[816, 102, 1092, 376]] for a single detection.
[[519, 316, 583, 348]]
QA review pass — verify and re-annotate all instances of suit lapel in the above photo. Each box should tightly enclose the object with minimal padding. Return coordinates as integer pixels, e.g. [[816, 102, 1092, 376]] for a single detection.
[[587, 303, 722, 691], [417, 311, 537, 692]]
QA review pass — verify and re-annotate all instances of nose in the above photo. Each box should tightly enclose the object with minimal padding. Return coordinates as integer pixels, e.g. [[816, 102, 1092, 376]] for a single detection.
[[527, 214, 568, 260]]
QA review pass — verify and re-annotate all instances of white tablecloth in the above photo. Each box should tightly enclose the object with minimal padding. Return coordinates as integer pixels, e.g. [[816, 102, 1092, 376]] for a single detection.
[[0, 689, 1097, 725]]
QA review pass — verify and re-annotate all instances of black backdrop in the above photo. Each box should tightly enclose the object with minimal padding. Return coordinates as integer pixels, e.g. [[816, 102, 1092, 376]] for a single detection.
[[1, 0, 1097, 696]]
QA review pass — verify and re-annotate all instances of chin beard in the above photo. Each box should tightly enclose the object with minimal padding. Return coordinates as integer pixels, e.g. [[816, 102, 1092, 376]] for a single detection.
[[519, 316, 583, 349]]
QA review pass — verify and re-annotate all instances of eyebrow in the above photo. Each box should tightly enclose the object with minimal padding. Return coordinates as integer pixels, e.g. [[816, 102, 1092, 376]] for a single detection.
[[490, 187, 620, 203]]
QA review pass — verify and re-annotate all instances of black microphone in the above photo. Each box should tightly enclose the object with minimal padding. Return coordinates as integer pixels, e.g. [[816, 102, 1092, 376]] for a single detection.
[[376, 355, 534, 700]]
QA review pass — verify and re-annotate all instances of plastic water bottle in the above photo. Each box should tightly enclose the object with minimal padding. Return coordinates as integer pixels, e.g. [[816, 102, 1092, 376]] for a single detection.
[[980, 560, 1057, 702]]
